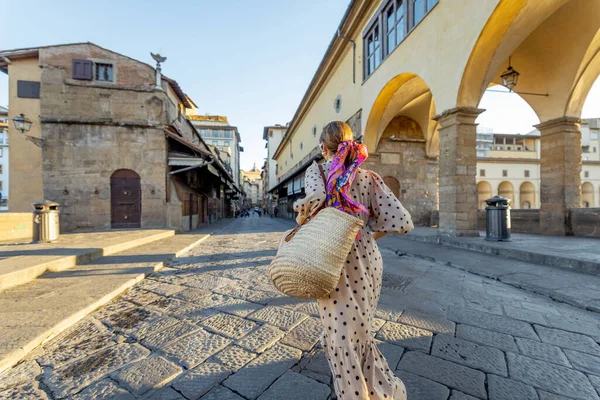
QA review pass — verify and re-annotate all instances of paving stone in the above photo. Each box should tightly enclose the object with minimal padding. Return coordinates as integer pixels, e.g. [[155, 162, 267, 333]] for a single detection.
[[171, 287, 212, 303], [223, 343, 302, 399], [589, 375, 600, 396], [544, 314, 600, 342], [515, 337, 570, 366], [199, 385, 244, 400], [39, 318, 108, 352], [507, 353, 598, 399], [121, 288, 165, 306], [183, 275, 234, 291], [563, 349, 600, 375], [248, 306, 308, 331], [70, 379, 135, 400], [0, 381, 49, 400], [447, 307, 538, 339], [172, 362, 232, 400], [163, 329, 232, 369], [38, 333, 118, 369], [149, 297, 217, 321], [371, 318, 386, 333], [299, 369, 331, 385], [296, 301, 320, 317], [305, 351, 332, 376], [142, 320, 201, 349], [0, 360, 42, 390], [141, 281, 185, 296], [213, 298, 263, 318], [456, 324, 518, 353], [44, 343, 150, 399], [396, 370, 450, 400], [236, 324, 285, 353], [201, 313, 257, 339], [488, 374, 538, 400], [375, 321, 433, 352], [257, 370, 329, 400], [504, 306, 547, 325], [520, 301, 562, 316], [113, 356, 182, 395], [397, 351, 486, 399], [399, 310, 456, 335], [126, 315, 181, 340], [145, 386, 186, 400], [375, 305, 404, 322], [280, 317, 322, 351], [431, 334, 507, 376], [537, 390, 580, 400], [464, 299, 504, 316], [377, 342, 405, 371], [211, 345, 257, 371], [213, 285, 275, 304], [535, 325, 600, 357], [449, 390, 480, 400]]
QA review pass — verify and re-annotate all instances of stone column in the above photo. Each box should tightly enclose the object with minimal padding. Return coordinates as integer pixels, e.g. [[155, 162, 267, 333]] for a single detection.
[[433, 107, 484, 236], [536, 117, 582, 236]]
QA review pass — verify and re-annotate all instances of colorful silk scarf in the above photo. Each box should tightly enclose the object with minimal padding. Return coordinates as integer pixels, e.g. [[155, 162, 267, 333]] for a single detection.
[[326, 140, 369, 216]]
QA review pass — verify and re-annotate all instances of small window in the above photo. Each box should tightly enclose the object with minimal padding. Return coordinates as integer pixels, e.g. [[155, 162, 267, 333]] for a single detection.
[[300, 142, 303, 150], [524, 170, 530, 178], [72, 59, 93, 80], [502, 170, 508, 177], [0, 181, 2, 191], [479, 169, 485, 177], [594, 147, 597, 153], [0, 165, 3, 174], [212, 141, 219, 145], [224, 141, 230, 146], [17, 80, 41, 99], [95, 63, 113, 82], [0, 148, 3, 157], [313, 125, 317, 137], [200, 129, 206, 137], [584, 171, 589, 178], [364, 22, 382, 78], [213, 130, 219, 137], [583, 201, 590, 208], [224, 131, 232, 138]]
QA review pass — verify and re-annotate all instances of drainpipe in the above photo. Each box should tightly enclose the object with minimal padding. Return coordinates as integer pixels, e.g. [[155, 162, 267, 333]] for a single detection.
[[337, 29, 356, 84]]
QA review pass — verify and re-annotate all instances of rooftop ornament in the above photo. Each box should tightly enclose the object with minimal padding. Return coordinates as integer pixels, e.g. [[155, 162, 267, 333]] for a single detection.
[[13, 113, 45, 148]]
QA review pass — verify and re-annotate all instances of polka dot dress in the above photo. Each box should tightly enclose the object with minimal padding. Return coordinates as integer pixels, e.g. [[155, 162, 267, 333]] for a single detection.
[[294, 161, 414, 400]]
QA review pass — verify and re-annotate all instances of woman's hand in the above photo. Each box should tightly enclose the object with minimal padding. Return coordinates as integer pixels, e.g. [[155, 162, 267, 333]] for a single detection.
[[296, 215, 307, 225], [372, 232, 388, 240]]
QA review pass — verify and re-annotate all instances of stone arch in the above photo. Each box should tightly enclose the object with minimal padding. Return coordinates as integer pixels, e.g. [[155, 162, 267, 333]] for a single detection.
[[459, 0, 600, 121], [582, 182, 594, 208], [498, 181, 515, 204], [477, 181, 492, 209], [383, 176, 401, 199], [111, 169, 141, 229], [519, 181, 536, 209]]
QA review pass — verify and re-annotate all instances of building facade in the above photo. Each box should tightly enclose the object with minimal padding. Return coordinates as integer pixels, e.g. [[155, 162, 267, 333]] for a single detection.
[[262, 125, 287, 215], [0, 106, 8, 211], [0, 42, 241, 232], [270, 0, 600, 237], [189, 115, 242, 187], [242, 166, 263, 209]]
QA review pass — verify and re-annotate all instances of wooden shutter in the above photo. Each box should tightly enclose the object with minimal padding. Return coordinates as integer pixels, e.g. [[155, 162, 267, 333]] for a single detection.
[[72, 59, 93, 80], [17, 80, 41, 99]]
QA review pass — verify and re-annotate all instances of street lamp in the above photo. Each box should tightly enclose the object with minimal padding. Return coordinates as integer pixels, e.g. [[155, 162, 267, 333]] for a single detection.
[[12, 113, 44, 148], [500, 57, 520, 92], [12, 113, 32, 133]]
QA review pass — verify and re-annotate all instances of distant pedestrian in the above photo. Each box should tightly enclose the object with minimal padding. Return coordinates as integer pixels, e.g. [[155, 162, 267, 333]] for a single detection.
[[274, 207, 279, 218]]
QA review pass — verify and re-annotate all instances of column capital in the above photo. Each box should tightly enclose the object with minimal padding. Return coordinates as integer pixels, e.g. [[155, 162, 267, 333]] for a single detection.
[[535, 116, 582, 132], [432, 107, 485, 124]]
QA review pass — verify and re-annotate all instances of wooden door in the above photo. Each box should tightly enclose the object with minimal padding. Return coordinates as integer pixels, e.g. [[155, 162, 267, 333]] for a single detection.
[[111, 169, 141, 229]]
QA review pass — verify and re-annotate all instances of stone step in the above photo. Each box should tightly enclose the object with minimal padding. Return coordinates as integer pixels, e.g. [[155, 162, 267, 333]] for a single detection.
[[0, 227, 220, 375], [403, 229, 600, 276], [0, 230, 176, 291]]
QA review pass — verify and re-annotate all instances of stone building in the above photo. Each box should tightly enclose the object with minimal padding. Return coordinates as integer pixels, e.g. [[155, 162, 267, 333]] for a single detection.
[[476, 118, 600, 209], [0, 106, 7, 211], [271, 0, 600, 237], [0, 42, 241, 232], [242, 166, 263, 209], [262, 125, 287, 215]]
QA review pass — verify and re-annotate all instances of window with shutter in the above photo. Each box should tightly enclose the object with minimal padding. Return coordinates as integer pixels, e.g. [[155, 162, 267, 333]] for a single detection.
[[17, 81, 41, 99], [72, 59, 93, 80]]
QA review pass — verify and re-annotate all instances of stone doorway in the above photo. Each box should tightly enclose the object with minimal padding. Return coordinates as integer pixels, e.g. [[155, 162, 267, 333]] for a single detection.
[[111, 169, 141, 229]]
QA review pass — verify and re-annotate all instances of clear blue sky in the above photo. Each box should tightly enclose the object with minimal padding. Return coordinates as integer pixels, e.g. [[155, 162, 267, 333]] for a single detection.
[[1, 1, 599, 169]]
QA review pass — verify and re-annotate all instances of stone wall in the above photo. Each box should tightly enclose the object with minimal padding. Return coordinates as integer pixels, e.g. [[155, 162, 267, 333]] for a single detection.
[[42, 124, 167, 232], [0, 213, 33, 241]]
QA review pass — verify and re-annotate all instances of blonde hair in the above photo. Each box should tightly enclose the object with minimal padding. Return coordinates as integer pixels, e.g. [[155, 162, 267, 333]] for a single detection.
[[320, 121, 354, 153]]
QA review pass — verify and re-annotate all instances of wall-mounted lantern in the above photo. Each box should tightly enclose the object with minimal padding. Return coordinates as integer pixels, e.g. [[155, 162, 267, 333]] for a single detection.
[[500, 57, 520, 92], [12, 113, 45, 148]]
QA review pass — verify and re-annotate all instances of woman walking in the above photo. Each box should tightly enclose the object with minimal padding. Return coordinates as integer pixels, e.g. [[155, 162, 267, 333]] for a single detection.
[[293, 121, 414, 400]]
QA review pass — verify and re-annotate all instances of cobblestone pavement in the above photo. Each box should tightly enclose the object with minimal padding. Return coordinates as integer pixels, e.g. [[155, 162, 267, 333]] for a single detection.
[[2, 217, 600, 399]]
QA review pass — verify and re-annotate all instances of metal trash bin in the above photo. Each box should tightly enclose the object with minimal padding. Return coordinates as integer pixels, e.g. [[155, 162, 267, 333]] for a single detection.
[[32, 200, 60, 243], [485, 195, 511, 241]]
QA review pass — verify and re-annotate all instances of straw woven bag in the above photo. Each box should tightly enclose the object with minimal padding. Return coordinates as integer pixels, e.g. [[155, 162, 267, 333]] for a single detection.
[[269, 165, 364, 300]]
